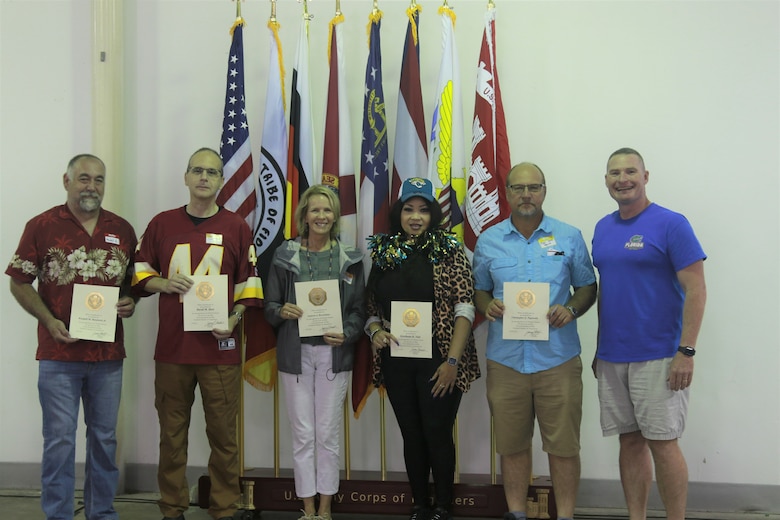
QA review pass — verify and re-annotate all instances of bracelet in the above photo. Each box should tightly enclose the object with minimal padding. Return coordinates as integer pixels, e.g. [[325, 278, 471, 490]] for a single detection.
[[229, 311, 243, 323], [369, 328, 381, 342]]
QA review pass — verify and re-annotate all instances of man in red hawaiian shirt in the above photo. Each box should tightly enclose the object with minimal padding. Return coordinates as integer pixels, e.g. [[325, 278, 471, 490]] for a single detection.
[[7, 154, 137, 520]]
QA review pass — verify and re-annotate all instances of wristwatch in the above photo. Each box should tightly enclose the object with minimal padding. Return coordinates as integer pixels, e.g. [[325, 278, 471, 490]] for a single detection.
[[565, 305, 579, 318], [447, 357, 458, 366], [677, 346, 696, 357]]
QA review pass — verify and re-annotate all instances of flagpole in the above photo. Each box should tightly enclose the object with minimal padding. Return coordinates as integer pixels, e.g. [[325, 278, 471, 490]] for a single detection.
[[270, 0, 277, 21]]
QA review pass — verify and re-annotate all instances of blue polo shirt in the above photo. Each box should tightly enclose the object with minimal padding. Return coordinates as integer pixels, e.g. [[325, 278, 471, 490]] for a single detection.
[[473, 215, 596, 374]]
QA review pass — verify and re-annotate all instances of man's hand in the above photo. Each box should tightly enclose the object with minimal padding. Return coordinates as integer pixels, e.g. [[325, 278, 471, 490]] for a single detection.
[[44, 317, 78, 344], [547, 304, 575, 328], [116, 296, 136, 318], [163, 273, 194, 294], [483, 298, 505, 322], [668, 353, 694, 391]]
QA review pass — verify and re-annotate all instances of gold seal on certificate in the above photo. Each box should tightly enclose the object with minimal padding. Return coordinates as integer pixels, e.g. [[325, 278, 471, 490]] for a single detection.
[[86, 292, 105, 311], [516, 289, 536, 308], [390, 301, 432, 358], [402, 308, 420, 327], [503, 282, 550, 341], [295, 280, 343, 337], [195, 281, 215, 301], [308, 287, 328, 306], [69, 283, 120, 342], [183, 275, 229, 332]]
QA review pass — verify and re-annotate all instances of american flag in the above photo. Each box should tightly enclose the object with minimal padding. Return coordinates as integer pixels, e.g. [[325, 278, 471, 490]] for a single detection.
[[217, 21, 256, 231]]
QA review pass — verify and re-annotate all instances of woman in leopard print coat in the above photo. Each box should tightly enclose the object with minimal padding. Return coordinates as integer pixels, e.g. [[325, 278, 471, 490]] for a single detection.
[[365, 177, 480, 520]]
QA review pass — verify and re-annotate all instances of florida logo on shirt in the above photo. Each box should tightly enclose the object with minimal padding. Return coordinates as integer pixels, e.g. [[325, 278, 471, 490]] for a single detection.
[[624, 235, 645, 250]]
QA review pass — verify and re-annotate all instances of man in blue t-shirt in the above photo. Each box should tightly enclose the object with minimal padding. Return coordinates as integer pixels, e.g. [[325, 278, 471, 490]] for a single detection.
[[474, 162, 597, 520], [592, 148, 707, 520]]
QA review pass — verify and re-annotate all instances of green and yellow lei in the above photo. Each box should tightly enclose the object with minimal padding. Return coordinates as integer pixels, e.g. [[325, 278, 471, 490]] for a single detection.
[[367, 230, 461, 271]]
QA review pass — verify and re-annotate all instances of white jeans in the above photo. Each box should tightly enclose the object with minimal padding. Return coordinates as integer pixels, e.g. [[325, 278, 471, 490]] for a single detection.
[[280, 344, 350, 497]]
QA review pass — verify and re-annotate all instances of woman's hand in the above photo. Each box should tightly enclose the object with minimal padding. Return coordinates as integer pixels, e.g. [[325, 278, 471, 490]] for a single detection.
[[323, 331, 345, 347], [371, 329, 398, 350], [430, 361, 457, 397], [279, 303, 302, 320]]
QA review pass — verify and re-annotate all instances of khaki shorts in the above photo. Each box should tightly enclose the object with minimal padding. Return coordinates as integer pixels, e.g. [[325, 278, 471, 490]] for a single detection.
[[486, 356, 583, 457], [596, 357, 689, 440]]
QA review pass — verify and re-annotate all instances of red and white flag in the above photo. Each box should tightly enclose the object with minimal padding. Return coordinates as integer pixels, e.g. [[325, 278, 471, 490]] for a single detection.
[[465, 5, 511, 257], [391, 4, 427, 204], [322, 12, 357, 246]]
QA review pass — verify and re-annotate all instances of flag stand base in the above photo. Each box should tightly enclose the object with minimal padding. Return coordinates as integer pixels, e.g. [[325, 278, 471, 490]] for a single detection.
[[198, 470, 556, 518]]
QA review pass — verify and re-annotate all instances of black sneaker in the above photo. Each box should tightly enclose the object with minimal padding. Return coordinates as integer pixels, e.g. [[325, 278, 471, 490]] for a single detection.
[[429, 507, 452, 520], [502, 514, 518, 520], [162, 516, 184, 520], [409, 505, 431, 520]]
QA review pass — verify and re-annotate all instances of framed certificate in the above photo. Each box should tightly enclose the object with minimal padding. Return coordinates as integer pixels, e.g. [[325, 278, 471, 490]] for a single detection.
[[183, 275, 229, 332], [294, 279, 343, 337], [389, 301, 433, 358], [502, 282, 550, 340], [69, 283, 120, 342]]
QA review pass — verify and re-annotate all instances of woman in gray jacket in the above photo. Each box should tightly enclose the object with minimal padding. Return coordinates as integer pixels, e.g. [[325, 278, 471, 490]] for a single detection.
[[264, 185, 365, 520]]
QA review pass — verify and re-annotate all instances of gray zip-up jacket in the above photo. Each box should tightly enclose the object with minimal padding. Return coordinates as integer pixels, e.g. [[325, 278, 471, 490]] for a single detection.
[[264, 238, 366, 374]]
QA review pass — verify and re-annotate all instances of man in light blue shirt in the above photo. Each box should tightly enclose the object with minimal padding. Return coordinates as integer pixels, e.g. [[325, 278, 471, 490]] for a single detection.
[[473, 162, 597, 520]]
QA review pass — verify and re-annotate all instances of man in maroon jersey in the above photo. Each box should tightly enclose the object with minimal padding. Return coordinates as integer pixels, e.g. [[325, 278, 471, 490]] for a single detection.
[[133, 148, 262, 520], [7, 154, 137, 520]]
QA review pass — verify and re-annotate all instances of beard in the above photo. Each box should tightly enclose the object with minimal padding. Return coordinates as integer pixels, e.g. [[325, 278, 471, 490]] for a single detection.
[[79, 193, 102, 212]]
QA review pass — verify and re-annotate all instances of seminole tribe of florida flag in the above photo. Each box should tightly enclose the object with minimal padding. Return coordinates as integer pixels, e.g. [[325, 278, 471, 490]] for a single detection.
[[243, 19, 289, 392], [427, 5, 466, 242], [465, 5, 511, 258], [391, 4, 427, 204]]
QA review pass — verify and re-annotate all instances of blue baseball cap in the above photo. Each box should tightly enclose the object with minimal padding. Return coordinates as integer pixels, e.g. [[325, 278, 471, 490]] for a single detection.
[[399, 177, 435, 203]]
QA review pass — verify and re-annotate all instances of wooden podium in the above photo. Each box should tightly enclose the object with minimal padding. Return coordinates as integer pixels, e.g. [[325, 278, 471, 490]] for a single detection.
[[198, 470, 555, 518]]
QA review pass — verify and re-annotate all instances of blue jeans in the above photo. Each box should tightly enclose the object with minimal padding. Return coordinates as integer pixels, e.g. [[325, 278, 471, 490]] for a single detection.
[[38, 360, 123, 520]]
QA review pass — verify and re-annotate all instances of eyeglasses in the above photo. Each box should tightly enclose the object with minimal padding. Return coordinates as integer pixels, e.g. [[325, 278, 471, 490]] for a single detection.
[[188, 166, 222, 178], [507, 183, 545, 194]]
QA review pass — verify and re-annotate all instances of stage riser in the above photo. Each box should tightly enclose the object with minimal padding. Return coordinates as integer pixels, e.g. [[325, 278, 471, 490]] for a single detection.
[[198, 475, 556, 518]]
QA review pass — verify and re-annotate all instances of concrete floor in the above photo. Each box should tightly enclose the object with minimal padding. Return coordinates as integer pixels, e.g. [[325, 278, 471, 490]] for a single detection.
[[2, 490, 779, 520]]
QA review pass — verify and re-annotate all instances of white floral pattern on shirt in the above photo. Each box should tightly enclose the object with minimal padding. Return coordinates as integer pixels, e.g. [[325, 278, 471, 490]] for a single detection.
[[8, 245, 130, 286]]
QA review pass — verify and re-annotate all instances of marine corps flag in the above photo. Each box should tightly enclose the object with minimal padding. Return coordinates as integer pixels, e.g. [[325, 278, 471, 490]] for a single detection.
[[465, 5, 511, 257]]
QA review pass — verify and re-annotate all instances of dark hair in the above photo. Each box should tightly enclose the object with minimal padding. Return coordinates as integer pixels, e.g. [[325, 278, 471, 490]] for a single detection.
[[388, 196, 443, 235]]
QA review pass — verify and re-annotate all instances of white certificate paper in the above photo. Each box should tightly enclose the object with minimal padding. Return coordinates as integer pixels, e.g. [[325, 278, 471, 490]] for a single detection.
[[294, 279, 343, 337], [69, 283, 120, 342], [390, 301, 433, 358], [503, 282, 550, 341], [183, 275, 229, 332]]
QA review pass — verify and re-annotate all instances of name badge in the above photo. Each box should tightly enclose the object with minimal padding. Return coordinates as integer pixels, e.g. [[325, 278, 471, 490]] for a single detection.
[[206, 233, 223, 245], [218, 338, 236, 351], [343, 272, 354, 285], [105, 233, 120, 245], [538, 235, 557, 249]]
